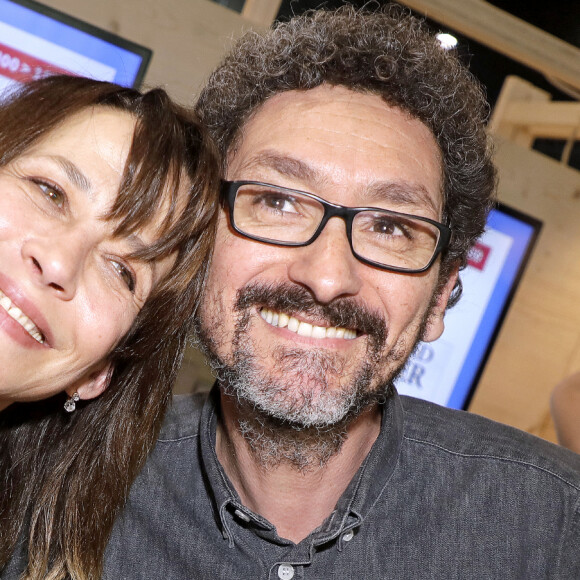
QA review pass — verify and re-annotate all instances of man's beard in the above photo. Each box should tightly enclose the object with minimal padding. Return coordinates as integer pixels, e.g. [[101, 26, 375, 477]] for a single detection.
[[195, 281, 430, 471]]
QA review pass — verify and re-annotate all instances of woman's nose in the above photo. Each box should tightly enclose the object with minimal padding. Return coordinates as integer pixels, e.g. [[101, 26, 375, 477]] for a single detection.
[[287, 217, 363, 304], [22, 233, 87, 300]]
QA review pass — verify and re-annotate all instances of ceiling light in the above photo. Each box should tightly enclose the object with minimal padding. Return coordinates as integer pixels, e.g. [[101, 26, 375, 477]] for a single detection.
[[437, 33, 458, 50]]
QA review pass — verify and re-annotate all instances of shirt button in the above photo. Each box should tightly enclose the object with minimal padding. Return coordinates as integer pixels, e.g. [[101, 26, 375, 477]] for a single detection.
[[342, 529, 354, 542], [278, 564, 295, 579], [233, 509, 251, 523]]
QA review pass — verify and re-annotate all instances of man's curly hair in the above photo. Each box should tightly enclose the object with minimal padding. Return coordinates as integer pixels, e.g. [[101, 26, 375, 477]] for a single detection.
[[196, 4, 496, 305]]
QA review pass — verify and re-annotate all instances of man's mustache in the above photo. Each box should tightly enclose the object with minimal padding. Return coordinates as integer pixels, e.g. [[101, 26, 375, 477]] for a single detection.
[[234, 282, 386, 346]]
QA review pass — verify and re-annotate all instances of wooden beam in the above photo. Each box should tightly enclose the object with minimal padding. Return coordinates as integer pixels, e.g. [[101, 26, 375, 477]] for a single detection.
[[241, 0, 283, 26], [501, 102, 580, 140], [490, 76, 551, 148], [397, 0, 580, 94], [491, 76, 580, 150]]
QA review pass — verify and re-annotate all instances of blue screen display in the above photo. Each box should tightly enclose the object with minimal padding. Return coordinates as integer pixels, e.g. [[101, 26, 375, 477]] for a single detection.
[[395, 204, 541, 410], [0, 0, 150, 88], [447, 208, 539, 409]]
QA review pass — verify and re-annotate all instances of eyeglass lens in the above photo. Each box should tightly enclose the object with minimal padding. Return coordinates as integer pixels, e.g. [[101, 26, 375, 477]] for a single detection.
[[232, 183, 441, 271]]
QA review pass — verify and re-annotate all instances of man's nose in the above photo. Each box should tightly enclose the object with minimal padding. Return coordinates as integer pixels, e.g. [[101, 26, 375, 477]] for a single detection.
[[287, 217, 362, 304], [22, 232, 88, 301]]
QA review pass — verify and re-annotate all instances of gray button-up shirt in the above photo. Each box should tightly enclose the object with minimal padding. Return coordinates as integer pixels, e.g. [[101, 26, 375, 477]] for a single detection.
[[98, 387, 580, 579]]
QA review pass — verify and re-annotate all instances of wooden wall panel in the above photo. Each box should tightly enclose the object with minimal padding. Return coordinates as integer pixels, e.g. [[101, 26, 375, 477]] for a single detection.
[[40, 0, 261, 104], [469, 138, 580, 442]]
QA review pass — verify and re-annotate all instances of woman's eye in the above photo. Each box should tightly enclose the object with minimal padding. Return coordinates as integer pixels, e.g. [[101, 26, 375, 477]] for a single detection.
[[36, 181, 66, 208], [111, 260, 136, 293]]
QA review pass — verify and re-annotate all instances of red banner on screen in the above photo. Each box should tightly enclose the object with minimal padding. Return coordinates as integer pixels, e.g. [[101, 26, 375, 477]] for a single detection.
[[468, 242, 492, 271], [0, 42, 72, 83]]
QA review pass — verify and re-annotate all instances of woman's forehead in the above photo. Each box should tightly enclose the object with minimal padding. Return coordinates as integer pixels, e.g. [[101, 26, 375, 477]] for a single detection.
[[28, 107, 137, 171], [21, 106, 192, 255], [29, 109, 182, 237]]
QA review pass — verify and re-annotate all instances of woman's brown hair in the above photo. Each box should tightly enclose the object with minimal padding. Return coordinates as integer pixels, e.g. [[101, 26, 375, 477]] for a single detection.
[[0, 76, 219, 579]]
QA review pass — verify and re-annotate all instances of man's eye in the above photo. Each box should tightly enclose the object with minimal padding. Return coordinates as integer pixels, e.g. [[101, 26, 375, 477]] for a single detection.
[[261, 194, 297, 213], [372, 219, 405, 236], [111, 260, 136, 293], [36, 181, 66, 208]]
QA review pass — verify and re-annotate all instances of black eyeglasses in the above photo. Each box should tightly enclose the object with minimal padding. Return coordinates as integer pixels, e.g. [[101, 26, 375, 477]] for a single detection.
[[221, 180, 451, 274]]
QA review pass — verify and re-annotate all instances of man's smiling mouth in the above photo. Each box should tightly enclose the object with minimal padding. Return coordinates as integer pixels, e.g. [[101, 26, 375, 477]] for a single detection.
[[0, 289, 45, 343], [260, 307, 357, 340]]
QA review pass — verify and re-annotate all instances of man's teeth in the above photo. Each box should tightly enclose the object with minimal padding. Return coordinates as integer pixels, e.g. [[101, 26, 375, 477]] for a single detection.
[[260, 308, 357, 340], [0, 290, 45, 343]]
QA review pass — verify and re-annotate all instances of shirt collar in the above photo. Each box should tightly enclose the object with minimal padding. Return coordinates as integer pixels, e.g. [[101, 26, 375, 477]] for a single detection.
[[200, 384, 404, 545]]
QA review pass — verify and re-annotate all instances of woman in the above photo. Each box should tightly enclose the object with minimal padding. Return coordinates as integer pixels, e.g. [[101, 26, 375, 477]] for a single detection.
[[0, 75, 218, 579]]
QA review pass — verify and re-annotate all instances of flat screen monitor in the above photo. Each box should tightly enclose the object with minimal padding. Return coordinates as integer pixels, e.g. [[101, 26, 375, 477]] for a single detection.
[[0, 0, 151, 92], [394, 203, 542, 410]]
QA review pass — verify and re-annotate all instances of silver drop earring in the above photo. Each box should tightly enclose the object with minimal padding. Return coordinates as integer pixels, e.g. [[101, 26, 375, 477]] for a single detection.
[[64, 392, 80, 413]]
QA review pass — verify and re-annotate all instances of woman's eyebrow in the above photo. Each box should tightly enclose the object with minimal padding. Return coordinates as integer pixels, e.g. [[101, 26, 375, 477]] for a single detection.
[[125, 233, 148, 253], [47, 155, 93, 196]]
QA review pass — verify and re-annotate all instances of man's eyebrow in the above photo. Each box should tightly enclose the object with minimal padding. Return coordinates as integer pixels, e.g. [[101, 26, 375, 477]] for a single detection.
[[237, 150, 441, 215], [363, 181, 441, 216], [237, 150, 326, 188]]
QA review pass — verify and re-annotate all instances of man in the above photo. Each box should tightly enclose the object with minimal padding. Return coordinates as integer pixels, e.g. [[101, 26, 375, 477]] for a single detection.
[[105, 6, 580, 578]]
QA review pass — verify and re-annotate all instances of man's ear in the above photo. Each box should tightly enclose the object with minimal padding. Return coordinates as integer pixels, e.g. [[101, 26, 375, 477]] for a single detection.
[[65, 364, 112, 401], [422, 266, 459, 343]]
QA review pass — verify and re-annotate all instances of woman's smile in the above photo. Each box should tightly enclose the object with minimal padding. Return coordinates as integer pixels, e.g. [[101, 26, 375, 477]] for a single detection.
[[0, 286, 46, 345], [0, 107, 162, 405]]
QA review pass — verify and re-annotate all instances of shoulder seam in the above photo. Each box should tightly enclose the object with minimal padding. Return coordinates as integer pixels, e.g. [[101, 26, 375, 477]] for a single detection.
[[405, 435, 580, 491], [157, 433, 199, 443]]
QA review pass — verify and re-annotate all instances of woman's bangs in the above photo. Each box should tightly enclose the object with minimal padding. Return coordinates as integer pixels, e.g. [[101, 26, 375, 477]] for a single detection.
[[107, 120, 191, 262]]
